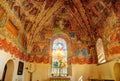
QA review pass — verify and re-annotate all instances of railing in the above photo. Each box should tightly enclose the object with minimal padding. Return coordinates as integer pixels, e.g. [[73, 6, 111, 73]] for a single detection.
[[50, 77, 70, 81], [88, 79, 114, 81]]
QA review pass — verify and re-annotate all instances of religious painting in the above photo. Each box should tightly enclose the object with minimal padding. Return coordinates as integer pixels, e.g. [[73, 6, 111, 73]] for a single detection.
[[52, 17, 68, 33], [81, 48, 88, 57], [14, 5, 21, 17], [73, 45, 89, 59], [31, 44, 41, 54], [20, 13, 26, 22], [74, 48, 80, 56], [95, 2, 104, 11], [39, 31, 45, 41], [69, 32, 75, 38], [72, 44, 81, 57], [108, 28, 120, 55], [113, 0, 120, 17], [42, 45, 49, 55], [29, 7, 39, 16], [0, 7, 7, 27], [6, 0, 15, 9], [45, 0, 57, 10], [64, 20, 71, 30], [76, 32, 81, 41], [99, 11, 120, 60], [24, 20, 33, 32], [20, 33, 27, 50], [22, 1, 33, 11], [103, 0, 111, 5], [88, 45, 97, 58]]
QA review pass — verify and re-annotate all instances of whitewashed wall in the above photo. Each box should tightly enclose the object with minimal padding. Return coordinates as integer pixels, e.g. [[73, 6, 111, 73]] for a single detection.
[[0, 49, 25, 81], [24, 62, 119, 81]]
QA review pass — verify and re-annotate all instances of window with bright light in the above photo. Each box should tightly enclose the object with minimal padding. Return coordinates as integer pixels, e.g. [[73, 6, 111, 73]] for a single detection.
[[96, 38, 106, 64], [52, 38, 67, 76]]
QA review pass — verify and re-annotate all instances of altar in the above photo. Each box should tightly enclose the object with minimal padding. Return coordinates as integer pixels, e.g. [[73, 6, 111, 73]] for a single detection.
[[50, 77, 71, 81]]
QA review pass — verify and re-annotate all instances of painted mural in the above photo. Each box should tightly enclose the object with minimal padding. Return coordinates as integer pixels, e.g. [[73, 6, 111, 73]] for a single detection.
[[31, 44, 41, 54], [1, 0, 116, 65], [0, 38, 50, 63], [0, 6, 7, 27], [108, 26, 120, 55], [96, 10, 120, 60], [68, 43, 97, 64], [18, 32, 27, 50], [5, 0, 39, 32]]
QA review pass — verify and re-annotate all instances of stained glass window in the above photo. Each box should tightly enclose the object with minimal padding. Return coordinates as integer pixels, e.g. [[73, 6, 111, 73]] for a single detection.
[[52, 38, 67, 76], [96, 38, 106, 64]]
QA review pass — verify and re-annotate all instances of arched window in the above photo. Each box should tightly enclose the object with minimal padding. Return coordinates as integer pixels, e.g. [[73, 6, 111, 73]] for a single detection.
[[52, 38, 67, 76], [96, 38, 106, 64]]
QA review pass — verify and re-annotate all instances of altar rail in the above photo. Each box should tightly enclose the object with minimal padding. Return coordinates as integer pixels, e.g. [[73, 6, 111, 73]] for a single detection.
[[89, 79, 114, 81], [50, 77, 70, 81]]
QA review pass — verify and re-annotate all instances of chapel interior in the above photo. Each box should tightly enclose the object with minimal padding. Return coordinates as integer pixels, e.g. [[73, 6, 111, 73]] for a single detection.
[[0, 0, 120, 81]]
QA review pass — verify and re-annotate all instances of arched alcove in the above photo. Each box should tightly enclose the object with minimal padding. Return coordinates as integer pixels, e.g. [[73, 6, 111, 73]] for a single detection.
[[114, 63, 120, 81], [2, 59, 14, 81]]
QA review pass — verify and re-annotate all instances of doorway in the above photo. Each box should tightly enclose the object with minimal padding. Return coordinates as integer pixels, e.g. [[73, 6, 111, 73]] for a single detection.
[[2, 60, 14, 81], [2, 65, 7, 81], [114, 63, 120, 81]]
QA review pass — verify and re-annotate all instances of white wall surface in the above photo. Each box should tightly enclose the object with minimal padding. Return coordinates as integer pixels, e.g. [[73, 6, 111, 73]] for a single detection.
[[0, 49, 25, 81]]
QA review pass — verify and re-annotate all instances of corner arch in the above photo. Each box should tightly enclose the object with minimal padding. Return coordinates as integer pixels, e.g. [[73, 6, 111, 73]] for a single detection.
[[114, 63, 120, 81], [2, 59, 14, 81]]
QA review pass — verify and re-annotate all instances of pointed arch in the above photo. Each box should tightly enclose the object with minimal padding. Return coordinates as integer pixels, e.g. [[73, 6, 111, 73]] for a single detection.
[[50, 33, 71, 76], [96, 38, 106, 64]]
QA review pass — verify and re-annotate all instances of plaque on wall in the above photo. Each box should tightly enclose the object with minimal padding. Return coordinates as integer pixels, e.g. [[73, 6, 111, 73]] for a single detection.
[[17, 61, 24, 75]]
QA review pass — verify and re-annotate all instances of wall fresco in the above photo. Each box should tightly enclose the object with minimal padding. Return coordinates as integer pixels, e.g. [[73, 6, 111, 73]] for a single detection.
[[95, 10, 120, 60], [0, 6, 7, 27], [68, 43, 97, 64]]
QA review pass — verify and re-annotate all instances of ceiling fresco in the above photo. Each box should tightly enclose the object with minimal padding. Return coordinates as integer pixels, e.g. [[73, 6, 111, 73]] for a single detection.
[[0, 0, 120, 63]]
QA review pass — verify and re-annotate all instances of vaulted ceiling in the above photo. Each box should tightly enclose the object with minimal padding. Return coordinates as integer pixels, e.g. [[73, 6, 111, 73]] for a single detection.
[[0, 0, 120, 55]]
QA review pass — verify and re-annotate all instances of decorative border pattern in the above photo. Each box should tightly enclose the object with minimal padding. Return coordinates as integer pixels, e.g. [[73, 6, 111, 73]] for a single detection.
[[0, 38, 49, 63]]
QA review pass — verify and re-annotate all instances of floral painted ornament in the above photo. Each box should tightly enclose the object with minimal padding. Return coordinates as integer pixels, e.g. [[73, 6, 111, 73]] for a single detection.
[[0, 11, 8, 27]]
